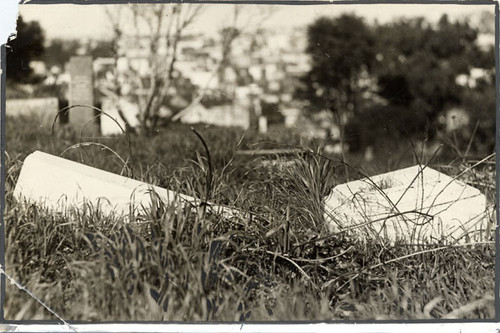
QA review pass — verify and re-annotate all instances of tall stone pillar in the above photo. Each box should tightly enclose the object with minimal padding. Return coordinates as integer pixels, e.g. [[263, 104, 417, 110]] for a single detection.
[[68, 56, 99, 135]]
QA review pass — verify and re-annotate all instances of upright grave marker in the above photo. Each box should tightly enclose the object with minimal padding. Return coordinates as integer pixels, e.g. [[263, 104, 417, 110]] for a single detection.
[[258, 116, 268, 134], [68, 56, 99, 135]]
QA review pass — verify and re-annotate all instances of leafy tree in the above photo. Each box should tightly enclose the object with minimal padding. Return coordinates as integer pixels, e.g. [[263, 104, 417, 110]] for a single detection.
[[218, 26, 241, 95], [373, 15, 484, 135], [42, 39, 80, 70], [443, 70, 496, 157], [6, 15, 45, 83], [299, 14, 376, 116], [90, 40, 115, 59], [296, 14, 376, 158], [344, 14, 494, 156]]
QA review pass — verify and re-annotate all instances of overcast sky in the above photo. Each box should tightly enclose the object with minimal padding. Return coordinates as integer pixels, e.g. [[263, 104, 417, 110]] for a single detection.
[[18, 3, 495, 41]]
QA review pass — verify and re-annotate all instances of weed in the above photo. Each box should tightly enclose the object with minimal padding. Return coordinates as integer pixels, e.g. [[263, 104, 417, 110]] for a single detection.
[[3, 116, 495, 321]]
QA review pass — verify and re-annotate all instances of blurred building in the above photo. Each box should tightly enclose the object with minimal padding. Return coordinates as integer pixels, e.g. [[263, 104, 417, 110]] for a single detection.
[[96, 26, 312, 130]]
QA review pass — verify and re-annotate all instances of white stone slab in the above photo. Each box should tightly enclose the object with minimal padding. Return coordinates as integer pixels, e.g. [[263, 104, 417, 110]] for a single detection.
[[100, 98, 140, 136], [258, 116, 268, 134], [13, 151, 237, 219], [180, 103, 250, 130], [324, 165, 488, 244], [6, 97, 59, 127]]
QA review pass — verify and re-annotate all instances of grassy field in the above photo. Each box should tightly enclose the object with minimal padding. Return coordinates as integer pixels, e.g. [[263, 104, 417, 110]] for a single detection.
[[3, 114, 495, 321]]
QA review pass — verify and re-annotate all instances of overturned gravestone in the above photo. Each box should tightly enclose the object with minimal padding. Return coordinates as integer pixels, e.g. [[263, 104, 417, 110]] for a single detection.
[[324, 165, 489, 244], [13, 151, 237, 219]]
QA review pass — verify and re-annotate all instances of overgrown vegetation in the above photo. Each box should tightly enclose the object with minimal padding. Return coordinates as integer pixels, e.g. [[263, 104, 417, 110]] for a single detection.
[[3, 115, 495, 321], [298, 13, 495, 157]]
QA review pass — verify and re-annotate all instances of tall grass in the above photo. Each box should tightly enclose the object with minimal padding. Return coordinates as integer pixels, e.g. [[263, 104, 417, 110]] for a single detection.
[[3, 115, 495, 321]]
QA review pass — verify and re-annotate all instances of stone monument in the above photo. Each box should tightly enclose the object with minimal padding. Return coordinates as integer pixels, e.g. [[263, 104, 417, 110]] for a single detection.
[[68, 56, 99, 135]]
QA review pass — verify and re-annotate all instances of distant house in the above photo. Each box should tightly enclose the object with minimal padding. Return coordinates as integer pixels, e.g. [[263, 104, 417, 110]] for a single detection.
[[476, 33, 495, 51], [93, 57, 114, 73], [177, 103, 208, 124], [178, 102, 251, 130], [100, 97, 141, 136], [455, 67, 493, 89], [445, 107, 469, 132], [29, 61, 47, 77], [281, 107, 301, 128], [92, 25, 315, 134]]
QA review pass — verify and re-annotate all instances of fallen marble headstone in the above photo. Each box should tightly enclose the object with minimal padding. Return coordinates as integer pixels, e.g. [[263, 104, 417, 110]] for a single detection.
[[13, 151, 237, 219], [324, 165, 488, 244]]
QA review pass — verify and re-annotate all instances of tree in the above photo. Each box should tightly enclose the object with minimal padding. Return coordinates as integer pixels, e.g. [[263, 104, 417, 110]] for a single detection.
[[375, 16, 484, 124], [370, 14, 493, 152], [164, 5, 274, 126], [101, 4, 204, 135], [297, 14, 376, 156], [459, 76, 496, 155], [6, 15, 45, 83], [89, 40, 115, 59], [300, 15, 376, 113], [300, 13, 494, 159], [215, 5, 275, 97], [42, 39, 80, 70]]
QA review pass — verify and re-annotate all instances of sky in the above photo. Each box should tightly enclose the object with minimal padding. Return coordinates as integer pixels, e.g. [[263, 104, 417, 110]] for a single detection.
[[14, 2, 496, 41]]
